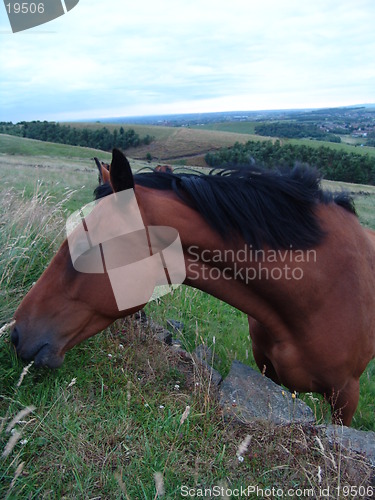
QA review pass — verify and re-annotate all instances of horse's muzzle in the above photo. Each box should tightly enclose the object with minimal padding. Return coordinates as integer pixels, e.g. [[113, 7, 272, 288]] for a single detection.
[[11, 324, 64, 369], [10, 325, 19, 348]]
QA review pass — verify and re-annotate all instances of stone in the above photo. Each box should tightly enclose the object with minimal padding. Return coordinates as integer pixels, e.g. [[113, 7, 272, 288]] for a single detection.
[[219, 360, 315, 425], [325, 424, 375, 467], [193, 344, 222, 386], [134, 309, 148, 324], [166, 319, 184, 332], [153, 325, 173, 345], [194, 344, 215, 364]]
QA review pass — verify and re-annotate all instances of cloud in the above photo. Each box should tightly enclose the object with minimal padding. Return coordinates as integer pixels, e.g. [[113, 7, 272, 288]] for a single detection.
[[0, 0, 374, 121]]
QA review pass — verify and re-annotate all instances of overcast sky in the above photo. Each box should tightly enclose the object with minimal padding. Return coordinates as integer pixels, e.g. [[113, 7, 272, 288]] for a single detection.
[[1, 0, 374, 122]]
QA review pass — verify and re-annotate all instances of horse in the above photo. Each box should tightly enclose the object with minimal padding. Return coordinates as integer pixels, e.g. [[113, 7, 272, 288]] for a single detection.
[[11, 148, 375, 426], [155, 165, 173, 173], [93, 157, 110, 184]]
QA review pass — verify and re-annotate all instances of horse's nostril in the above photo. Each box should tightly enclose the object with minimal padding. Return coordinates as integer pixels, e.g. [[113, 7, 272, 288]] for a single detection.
[[11, 326, 19, 348]]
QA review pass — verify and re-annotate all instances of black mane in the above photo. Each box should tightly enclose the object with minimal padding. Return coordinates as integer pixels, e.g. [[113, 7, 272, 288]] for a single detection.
[[94, 165, 356, 250]]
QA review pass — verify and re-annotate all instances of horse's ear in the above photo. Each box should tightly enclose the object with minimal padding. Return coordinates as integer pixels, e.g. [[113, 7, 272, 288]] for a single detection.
[[94, 158, 111, 185], [94, 157, 104, 184], [110, 148, 134, 192]]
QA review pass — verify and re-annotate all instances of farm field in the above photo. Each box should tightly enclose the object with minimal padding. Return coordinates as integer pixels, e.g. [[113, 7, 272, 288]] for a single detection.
[[192, 121, 258, 135], [1, 134, 374, 497], [61, 121, 273, 165]]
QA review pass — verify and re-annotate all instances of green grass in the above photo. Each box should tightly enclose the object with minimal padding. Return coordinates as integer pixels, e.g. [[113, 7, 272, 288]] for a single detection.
[[2, 322, 370, 498], [0, 133, 112, 160], [1, 137, 374, 497], [145, 288, 250, 378]]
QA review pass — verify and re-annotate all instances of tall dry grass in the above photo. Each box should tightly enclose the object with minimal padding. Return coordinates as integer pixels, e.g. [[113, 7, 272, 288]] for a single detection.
[[0, 184, 75, 324]]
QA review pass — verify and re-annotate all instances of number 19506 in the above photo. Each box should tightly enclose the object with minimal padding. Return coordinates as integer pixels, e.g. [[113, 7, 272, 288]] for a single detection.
[[6, 3, 45, 14]]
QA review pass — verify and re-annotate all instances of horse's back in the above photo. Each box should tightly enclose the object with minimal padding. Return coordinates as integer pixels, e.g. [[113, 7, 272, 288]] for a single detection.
[[248, 204, 375, 421]]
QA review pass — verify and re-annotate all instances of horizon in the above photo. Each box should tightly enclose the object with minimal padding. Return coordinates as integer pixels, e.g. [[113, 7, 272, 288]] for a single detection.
[[2, 102, 375, 125]]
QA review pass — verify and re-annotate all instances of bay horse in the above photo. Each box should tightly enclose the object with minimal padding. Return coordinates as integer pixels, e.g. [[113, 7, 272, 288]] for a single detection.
[[11, 149, 375, 426], [155, 165, 173, 173]]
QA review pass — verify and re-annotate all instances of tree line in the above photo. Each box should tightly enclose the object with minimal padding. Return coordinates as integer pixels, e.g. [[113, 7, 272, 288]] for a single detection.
[[0, 121, 153, 152], [205, 140, 375, 185], [254, 122, 341, 143]]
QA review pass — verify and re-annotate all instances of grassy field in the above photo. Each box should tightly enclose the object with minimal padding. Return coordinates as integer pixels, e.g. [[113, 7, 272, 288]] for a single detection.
[[192, 121, 257, 135], [1, 135, 374, 498], [0, 133, 111, 161]]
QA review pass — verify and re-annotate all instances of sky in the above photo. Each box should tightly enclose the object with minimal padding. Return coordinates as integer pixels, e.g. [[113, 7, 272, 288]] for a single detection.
[[0, 0, 374, 122]]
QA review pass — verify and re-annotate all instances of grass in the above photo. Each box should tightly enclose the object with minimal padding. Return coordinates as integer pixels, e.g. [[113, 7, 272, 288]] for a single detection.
[[145, 288, 250, 378], [0, 185, 80, 322], [0, 133, 111, 160], [1, 136, 375, 496], [1, 320, 372, 498]]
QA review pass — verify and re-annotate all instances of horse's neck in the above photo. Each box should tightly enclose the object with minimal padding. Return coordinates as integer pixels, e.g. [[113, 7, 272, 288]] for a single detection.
[[136, 185, 285, 328]]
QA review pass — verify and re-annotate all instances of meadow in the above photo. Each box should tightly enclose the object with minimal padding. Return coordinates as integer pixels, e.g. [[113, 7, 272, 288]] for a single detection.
[[0, 133, 374, 498]]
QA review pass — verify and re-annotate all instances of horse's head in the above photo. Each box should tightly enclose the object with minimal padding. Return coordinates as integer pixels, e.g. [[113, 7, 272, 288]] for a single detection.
[[11, 149, 145, 368]]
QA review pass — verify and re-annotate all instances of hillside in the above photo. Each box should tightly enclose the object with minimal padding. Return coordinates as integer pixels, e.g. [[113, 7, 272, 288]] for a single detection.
[[4, 117, 375, 170], [61, 122, 272, 166], [60, 120, 375, 167]]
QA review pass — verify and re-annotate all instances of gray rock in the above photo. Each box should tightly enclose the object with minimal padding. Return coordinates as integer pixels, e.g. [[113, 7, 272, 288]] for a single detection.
[[148, 320, 173, 345], [219, 360, 315, 425], [325, 424, 375, 467], [171, 339, 184, 349], [134, 309, 148, 324], [166, 319, 184, 332], [194, 344, 215, 364], [193, 345, 223, 386], [154, 327, 173, 345]]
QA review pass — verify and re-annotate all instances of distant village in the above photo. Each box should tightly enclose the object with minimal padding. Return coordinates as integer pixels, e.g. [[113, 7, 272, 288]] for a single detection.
[[113, 105, 375, 145]]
